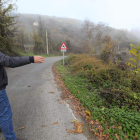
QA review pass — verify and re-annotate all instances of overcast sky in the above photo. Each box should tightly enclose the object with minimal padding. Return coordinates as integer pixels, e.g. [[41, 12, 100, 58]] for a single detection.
[[14, 0, 140, 30]]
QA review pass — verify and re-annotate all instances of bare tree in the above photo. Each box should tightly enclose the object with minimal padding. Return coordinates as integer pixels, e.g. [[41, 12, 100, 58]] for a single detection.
[[82, 20, 112, 54]]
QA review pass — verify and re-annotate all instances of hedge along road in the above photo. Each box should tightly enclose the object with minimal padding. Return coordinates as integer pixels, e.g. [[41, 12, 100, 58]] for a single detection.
[[0, 56, 88, 140]]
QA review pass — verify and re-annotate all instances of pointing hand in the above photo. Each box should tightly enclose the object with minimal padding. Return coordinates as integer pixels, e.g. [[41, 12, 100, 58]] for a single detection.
[[34, 56, 45, 63]]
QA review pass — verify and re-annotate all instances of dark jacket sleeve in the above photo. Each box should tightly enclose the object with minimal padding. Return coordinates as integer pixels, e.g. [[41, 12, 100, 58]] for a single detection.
[[0, 52, 34, 68]]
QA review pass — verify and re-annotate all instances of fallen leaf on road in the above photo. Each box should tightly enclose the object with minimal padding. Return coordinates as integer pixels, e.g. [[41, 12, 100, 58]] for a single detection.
[[76, 107, 81, 111], [49, 92, 54, 94], [94, 132, 99, 137], [115, 134, 120, 140], [53, 122, 58, 125], [86, 115, 90, 120], [71, 119, 79, 123], [13, 98, 15, 100], [66, 121, 84, 134], [90, 120, 94, 124], [104, 134, 108, 138], [59, 124, 62, 126], [98, 137, 104, 140], [19, 127, 25, 130], [35, 94, 38, 95], [60, 101, 64, 104], [41, 125, 45, 127], [85, 111, 91, 116], [95, 121, 100, 125], [66, 129, 72, 133], [111, 125, 117, 129], [74, 122, 84, 134]]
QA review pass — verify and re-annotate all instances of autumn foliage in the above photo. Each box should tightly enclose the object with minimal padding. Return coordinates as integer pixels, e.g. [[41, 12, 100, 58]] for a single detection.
[[100, 36, 116, 64], [56, 53, 140, 140], [127, 44, 140, 74]]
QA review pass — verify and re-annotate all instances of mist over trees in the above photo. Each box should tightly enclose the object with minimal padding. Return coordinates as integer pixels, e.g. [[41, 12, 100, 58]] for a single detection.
[[16, 13, 83, 55], [15, 13, 140, 55], [1, 0, 140, 56]]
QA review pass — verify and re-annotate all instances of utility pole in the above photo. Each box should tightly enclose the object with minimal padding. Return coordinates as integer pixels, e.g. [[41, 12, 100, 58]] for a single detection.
[[46, 29, 49, 55], [118, 44, 120, 51]]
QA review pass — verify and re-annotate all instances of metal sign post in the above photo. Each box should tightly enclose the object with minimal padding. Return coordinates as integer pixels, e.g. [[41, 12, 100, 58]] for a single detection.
[[61, 49, 66, 65], [63, 51, 64, 65], [24, 44, 27, 55], [60, 42, 68, 65]]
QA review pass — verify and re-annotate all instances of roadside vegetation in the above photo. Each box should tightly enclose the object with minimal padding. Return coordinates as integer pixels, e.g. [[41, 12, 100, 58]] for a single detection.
[[20, 52, 59, 57], [56, 49, 140, 139]]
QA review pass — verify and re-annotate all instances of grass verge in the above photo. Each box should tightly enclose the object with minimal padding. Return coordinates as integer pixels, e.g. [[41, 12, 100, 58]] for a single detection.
[[56, 54, 140, 140], [20, 52, 60, 57]]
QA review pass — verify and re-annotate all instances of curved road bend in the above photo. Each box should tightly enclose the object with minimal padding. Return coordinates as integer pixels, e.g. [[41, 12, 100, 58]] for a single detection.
[[0, 56, 87, 140]]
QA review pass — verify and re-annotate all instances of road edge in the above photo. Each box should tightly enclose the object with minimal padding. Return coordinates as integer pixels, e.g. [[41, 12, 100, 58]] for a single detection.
[[52, 61, 96, 140]]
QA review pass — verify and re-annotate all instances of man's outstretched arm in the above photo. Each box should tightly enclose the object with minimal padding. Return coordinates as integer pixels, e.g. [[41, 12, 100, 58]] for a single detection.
[[0, 52, 45, 67]]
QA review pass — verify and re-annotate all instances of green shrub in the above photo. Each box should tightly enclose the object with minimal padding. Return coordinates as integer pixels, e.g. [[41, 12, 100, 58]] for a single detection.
[[65, 53, 77, 65], [131, 77, 140, 92], [57, 54, 140, 139]]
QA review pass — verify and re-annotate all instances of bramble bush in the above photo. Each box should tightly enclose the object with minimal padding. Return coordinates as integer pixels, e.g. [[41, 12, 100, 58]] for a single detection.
[[58, 54, 140, 139]]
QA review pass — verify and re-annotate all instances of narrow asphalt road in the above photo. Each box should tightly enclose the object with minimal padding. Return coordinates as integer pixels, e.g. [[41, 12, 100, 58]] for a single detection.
[[0, 56, 88, 140]]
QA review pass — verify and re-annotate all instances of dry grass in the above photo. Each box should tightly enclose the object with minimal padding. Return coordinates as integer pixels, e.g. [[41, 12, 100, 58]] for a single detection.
[[67, 54, 111, 73]]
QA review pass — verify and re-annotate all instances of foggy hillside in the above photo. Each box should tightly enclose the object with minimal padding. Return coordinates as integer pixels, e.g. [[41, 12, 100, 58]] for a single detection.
[[16, 13, 84, 53], [16, 13, 140, 54], [130, 28, 140, 40]]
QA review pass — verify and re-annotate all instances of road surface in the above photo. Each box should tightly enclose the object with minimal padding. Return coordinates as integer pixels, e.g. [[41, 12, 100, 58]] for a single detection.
[[0, 56, 88, 140]]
